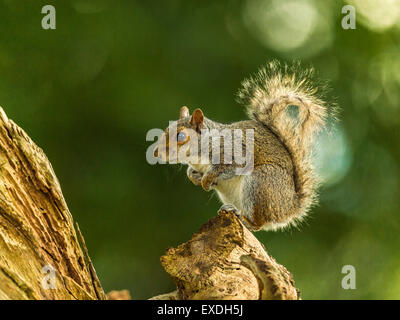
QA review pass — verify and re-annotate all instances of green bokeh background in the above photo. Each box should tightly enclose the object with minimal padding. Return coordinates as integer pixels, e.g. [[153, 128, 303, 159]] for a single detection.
[[0, 0, 399, 299]]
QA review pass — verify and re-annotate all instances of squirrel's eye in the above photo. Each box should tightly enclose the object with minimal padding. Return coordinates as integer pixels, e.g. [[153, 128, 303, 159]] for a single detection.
[[177, 131, 187, 142]]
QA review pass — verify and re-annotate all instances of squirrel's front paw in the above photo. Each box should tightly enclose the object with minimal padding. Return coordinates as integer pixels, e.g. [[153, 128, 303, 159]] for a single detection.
[[201, 174, 217, 191], [187, 167, 203, 186]]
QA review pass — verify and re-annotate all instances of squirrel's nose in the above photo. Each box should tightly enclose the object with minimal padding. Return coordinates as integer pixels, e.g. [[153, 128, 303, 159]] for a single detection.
[[154, 147, 159, 158]]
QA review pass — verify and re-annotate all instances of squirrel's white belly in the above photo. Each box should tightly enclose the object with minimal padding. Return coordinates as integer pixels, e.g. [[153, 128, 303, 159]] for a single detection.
[[215, 176, 243, 210]]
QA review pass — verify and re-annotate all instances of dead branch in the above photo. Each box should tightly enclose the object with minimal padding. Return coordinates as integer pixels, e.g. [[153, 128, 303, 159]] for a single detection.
[[151, 210, 300, 300]]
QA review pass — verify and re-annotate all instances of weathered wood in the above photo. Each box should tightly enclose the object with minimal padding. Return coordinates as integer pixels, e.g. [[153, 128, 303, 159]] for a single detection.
[[0, 107, 105, 300], [106, 289, 132, 300], [153, 209, 300, 300]]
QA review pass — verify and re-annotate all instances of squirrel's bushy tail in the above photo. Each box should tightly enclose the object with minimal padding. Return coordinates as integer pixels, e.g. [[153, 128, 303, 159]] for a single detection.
[[237, 61, 331, 220]]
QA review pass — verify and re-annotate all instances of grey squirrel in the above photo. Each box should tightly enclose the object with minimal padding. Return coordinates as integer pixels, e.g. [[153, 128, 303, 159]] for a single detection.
[[154, 61, 331, 231]]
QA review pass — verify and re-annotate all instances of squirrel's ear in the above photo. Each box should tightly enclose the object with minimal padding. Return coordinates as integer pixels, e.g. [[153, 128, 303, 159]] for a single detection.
[[180, 106, 190, 119], [190, 108, 204, 131]]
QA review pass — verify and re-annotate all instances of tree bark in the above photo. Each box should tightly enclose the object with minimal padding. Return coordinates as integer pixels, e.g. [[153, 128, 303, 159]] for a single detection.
[[0, 107, 105, 300], [151, 209, 300, 300], [0, 107, 299, 300]]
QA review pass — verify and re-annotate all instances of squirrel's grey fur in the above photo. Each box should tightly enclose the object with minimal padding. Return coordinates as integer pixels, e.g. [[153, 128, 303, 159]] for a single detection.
[[156, 61, 332, 231]]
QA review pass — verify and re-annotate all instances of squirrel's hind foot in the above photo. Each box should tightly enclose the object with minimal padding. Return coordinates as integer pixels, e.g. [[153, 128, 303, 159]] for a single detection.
[[218, 204, 258, 232], [218, 204, 239, 216]]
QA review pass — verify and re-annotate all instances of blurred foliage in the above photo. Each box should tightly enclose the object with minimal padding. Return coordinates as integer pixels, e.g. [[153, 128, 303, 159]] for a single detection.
[[0, 0, 399, 299]]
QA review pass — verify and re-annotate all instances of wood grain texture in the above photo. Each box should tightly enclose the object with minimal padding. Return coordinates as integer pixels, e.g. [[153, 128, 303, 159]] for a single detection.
[[153, 210, 300, 300], [0, 107, 105, 300]]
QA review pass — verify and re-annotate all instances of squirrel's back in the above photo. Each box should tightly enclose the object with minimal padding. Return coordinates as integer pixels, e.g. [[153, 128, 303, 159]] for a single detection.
[[237, 61, 332, 224]]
